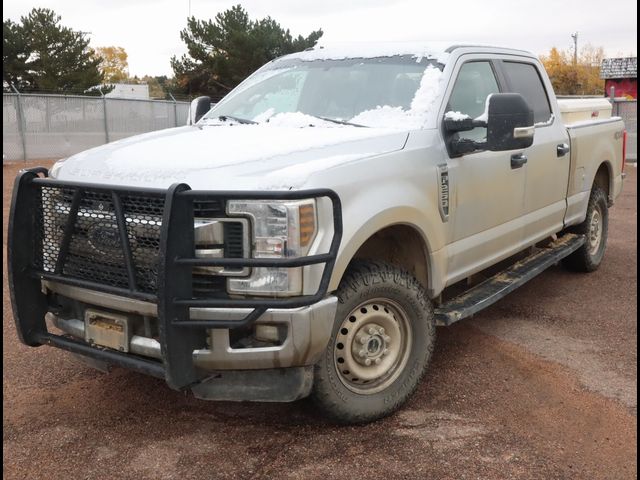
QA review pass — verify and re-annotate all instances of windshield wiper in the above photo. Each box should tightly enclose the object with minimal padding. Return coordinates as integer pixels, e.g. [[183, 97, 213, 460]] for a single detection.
[[307, 115, 367, 127], [217, 115, 257, 125]]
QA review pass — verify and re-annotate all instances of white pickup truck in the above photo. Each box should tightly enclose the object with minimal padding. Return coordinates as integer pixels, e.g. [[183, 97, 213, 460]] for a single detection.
[[9, 43, 627, 424]]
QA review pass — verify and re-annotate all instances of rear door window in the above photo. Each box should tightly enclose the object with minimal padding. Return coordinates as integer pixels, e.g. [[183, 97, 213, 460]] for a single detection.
[[502, 62, 552, 124]]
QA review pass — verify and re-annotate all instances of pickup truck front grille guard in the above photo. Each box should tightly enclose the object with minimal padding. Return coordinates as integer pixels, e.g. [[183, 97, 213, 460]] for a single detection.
[[8, 168, 343, 389]]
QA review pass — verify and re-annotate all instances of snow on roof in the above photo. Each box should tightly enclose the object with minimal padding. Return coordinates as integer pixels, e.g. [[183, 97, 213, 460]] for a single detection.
[[600, 57, 637, 79], [281, 42, 533, 66], [283, 41, 454, 64]]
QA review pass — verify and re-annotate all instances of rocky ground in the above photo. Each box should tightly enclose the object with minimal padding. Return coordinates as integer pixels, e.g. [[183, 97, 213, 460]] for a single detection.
[[3, 161, 637, 479]]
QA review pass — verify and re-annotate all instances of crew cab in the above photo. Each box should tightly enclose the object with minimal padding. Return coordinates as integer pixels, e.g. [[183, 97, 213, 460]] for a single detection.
[[8, 43, 626, 424]]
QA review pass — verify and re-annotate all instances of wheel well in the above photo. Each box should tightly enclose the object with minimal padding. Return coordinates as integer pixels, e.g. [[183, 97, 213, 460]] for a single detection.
[[594, 162, 611, 204], [351, 225, 429, 289]]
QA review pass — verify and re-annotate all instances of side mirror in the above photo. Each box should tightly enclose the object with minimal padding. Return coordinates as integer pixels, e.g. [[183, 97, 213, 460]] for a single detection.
[[445, 93, 535, 156], [486, 93, 534, 151], [188, 96, 211, 125]]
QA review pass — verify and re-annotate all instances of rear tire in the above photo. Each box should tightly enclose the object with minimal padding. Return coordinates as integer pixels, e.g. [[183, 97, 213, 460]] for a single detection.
[[311, 261, 435, 424], [562, 186, 609, 272]]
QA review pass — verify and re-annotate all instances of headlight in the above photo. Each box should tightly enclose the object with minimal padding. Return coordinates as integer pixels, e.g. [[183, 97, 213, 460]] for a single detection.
[[227, 199, 317, 296]]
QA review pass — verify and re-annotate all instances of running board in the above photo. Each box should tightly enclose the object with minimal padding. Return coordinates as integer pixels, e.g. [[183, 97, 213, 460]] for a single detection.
[[434, 234, 585, 326]]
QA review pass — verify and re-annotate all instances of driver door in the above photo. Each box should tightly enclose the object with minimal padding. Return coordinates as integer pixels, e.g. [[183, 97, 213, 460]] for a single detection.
[[442, 58, 527, 285]]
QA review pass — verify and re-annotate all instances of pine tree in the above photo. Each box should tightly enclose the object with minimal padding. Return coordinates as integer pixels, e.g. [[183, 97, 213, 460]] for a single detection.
[[3, 20, 29, 90], [171, 5, 322, 98], [3, 8, 104, 93]]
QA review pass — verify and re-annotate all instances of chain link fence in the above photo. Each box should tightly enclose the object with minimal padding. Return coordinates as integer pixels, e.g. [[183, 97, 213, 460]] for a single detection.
[[3, 92, 190, 163], [4, 92, 636, 163], [612, 99, 637, 161]]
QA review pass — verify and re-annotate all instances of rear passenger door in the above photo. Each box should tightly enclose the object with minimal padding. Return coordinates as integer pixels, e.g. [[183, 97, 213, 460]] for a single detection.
[[497, 59, 570, 244]]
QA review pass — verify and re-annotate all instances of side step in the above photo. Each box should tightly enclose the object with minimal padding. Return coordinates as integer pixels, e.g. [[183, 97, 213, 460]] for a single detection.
[[434, 234, 585, 326]]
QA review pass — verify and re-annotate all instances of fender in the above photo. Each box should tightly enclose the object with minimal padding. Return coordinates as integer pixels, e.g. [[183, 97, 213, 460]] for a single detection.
[[329, 196, 446, 297]]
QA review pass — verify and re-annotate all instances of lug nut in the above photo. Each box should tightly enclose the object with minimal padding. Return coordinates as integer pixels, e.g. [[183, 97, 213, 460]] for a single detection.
[[368, 327, 376, 335], [365, 359, 372, 366], [374, 358, 382, 365], [378, 327, 385, 335], [382, 348, 389, 356], [383, 335, 391, 343], [358, 350, 367, 358], [358, 335, 367, 345]]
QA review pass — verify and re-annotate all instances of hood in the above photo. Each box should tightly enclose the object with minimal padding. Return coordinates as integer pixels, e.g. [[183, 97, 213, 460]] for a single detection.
[[52, 124, 409, 190]]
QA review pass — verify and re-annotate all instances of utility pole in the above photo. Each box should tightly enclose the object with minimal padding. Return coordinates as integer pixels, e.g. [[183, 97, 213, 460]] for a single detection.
[[571, 32, 578, 65]]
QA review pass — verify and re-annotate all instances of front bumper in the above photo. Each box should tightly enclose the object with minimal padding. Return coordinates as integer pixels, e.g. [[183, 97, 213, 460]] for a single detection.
[[8, 168, 342, 398], [47, 280, 337, 369]]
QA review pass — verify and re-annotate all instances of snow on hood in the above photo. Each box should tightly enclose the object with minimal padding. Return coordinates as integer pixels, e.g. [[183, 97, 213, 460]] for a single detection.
[[52, 124, 409, 190]]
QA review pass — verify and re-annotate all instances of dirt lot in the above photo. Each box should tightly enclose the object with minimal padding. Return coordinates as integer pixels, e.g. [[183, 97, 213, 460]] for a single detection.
[[3, 161, 637, 480]]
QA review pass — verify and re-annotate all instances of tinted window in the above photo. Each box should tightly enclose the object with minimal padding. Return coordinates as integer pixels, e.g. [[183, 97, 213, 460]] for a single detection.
[[502, 62, 552, 123], [447, 61, 500, 141]]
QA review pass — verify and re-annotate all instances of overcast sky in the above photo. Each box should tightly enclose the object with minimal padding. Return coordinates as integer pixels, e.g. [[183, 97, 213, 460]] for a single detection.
[[4, 0, 638, 77]]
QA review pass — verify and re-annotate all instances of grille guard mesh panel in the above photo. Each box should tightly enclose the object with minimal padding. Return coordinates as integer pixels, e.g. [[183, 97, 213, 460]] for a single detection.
[[35, 186, 165, 294]]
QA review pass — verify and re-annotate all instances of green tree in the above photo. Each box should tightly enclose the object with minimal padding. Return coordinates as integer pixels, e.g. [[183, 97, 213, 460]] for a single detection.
[[2, 8, 104, 93], [3, 20, 30, 90], [171, 4, 322, 98]]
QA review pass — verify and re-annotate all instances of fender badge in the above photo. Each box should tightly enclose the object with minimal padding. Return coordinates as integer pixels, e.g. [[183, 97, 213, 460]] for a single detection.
[[437, 163, 449, 222]]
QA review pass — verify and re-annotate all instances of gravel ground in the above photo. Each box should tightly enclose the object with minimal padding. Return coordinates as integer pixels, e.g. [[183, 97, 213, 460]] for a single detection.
[[3, 161, 637, 480]]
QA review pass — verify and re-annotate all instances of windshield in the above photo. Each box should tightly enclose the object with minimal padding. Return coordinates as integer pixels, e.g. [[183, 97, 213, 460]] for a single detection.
[[203, 55, 444, 129]]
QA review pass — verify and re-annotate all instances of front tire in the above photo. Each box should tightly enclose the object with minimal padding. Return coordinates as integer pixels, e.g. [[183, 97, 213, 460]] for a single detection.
[[562, 186, 609, 272], [311, 261, 435, 424]]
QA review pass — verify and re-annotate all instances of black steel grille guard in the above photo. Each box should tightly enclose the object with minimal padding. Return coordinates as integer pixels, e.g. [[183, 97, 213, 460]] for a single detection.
[[8, 167, 343, 389]]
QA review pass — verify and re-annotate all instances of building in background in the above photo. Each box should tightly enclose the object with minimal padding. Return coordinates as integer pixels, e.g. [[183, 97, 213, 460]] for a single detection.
[[105, 83, 150, 100], [601, 57, 637, 99]]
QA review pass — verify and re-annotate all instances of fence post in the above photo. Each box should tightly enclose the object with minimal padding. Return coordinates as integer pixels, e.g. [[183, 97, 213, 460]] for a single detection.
[[169, 93, 178, 127], [100, 87, 110, 143], [10, 85, 28, 162], [609, 86, 618, 116]]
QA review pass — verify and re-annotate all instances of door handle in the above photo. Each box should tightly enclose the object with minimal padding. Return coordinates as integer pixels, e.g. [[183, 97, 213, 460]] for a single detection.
[[557, 143, 570, 157], [511, 153, 528, 169]]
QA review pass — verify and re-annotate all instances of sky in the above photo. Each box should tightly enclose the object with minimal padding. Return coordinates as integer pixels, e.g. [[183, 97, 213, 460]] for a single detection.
[[3, 0, 638, 78]]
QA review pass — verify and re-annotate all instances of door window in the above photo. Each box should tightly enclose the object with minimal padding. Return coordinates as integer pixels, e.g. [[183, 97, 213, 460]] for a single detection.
[[447, 61, 500, 141], [502, 62, 552, 124]]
